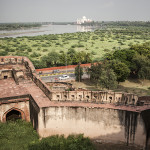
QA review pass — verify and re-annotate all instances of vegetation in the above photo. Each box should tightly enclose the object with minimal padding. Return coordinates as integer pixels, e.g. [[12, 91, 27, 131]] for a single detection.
[[28, 134, 95, 150], [0, 23, 41, 30], [0, 22, 150, 91], [106, 42, 150, 80], [0, 120, 39, 150], [0, 23, 150, 69], [99, 68, 117, 89], [88, 63, 117, 89], [87, 42, 150, 90], [0, 120, 95, 150], [75, 63, 83, 82]]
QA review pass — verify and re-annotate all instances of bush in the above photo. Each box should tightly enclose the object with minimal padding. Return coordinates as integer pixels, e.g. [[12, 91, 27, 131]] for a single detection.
[[43, 49, 48, 52], [78, 44, 84, 47], [30, 52, 40, 58], [91, 51, 97, 55], [27, 48, 32, 52], [0, 50, 8, 56], [28, 134, 95, 150]]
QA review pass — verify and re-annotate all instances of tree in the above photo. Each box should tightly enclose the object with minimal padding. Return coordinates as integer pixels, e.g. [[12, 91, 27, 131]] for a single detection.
[[75, 63, 83, 82], [59, 52, 66, 66], [89, 63, 103, 82], [67, 48, 77, 65], [99, 69, 117, 89], [109, 60, 130, 83], [132, 54, 150, 79], [112, 49, 136, 68], [41, 51, 60, 67], [130, 42, 150, 57]]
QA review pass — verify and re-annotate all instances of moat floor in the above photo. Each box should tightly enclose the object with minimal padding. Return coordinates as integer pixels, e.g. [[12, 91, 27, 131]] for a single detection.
[[93, 141, 143, 150]]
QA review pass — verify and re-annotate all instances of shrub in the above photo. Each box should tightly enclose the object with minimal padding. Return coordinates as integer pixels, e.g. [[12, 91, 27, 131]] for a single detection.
[[30, 52, 40, 58], [0, 50, 8, 56], [78, 44, 84, 47], [43, 49, 48, 52], [27, 48, 32, 52], [28, 134, 95, 150], [41, 44, 48, 47], [91, 51, 97, 55]]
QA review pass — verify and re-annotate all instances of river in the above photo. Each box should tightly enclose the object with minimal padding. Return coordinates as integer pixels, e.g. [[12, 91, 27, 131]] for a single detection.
[[0, 25, 97, 38]]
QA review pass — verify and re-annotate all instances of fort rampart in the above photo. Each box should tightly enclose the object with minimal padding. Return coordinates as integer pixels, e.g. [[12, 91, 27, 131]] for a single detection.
[[0, 56, 150, 149]]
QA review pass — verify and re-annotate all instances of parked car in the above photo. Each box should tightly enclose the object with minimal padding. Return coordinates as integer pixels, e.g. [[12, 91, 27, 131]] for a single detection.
[[59, 75, 69, 80]]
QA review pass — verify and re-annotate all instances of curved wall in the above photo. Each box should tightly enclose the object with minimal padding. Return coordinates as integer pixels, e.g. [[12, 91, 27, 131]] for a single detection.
[[37, 106, 149, 148]]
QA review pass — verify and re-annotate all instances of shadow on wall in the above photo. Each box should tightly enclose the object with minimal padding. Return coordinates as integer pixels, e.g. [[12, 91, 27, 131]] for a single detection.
[[118, 110, 138, 146], [118, 109, 150, 150], [141, 109, 150, 150], [29, 99, 39, 130]]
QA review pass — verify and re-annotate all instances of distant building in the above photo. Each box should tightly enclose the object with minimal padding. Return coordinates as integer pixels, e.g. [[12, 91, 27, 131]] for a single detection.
[[77, 16, 93, 25]]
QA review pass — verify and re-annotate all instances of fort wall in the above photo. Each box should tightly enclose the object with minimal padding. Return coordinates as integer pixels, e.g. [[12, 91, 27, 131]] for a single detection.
[[32, 74, 52, 100], [37, 106, 147, 147], [0, 56, 149, 149]]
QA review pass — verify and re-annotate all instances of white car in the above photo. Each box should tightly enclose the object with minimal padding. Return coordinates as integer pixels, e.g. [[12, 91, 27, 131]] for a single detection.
[[59, 75, 70, 80]]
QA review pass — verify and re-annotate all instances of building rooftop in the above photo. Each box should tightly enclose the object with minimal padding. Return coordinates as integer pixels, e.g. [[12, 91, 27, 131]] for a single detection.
[[0, 78, 29, 99]]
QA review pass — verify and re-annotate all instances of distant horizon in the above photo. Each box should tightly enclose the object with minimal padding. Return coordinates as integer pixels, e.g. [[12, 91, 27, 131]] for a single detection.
[[0, 20, 150, 24]]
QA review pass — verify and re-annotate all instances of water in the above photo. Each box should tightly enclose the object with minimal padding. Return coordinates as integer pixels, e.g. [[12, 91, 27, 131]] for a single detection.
[[0, 25, 97, 38]]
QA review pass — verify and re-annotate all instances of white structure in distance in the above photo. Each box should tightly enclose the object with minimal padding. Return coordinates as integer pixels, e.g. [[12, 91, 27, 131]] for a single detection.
[[77, 16, 93, 25]]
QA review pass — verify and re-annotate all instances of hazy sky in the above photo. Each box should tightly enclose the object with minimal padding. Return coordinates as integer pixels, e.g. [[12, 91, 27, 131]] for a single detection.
[[0, 0, 150, 23]]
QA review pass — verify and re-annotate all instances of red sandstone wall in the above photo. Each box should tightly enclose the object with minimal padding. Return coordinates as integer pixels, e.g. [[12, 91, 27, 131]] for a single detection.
[[35, 63, 96, 72]]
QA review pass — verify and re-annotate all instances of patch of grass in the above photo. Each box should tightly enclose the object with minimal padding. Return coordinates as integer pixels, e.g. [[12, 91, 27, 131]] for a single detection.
[[28, 134, 95, 150], [70, 79, 150, 95], [69, 79, 101, 91], [0, 120, 39, 150], [118, 79, 150, 95]]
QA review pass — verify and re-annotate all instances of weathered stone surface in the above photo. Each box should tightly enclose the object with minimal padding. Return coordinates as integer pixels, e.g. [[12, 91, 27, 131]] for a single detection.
[[0, 56, 149, 149]]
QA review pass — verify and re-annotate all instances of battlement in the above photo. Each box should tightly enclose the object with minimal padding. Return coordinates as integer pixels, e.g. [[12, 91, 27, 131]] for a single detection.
[[51, 90, 138, 105], [0, 56, 35, 71]]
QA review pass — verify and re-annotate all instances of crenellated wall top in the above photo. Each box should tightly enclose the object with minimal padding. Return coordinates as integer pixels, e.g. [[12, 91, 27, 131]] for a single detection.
[[0, 56, 35, 72]]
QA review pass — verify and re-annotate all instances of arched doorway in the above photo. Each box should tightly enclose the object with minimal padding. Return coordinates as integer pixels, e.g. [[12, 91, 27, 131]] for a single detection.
[[2, 108, 25, 122], [6, 109, 22, 121]]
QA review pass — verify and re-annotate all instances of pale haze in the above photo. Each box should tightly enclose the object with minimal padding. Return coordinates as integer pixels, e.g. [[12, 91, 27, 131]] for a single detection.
[[0, 0, 150, 23]]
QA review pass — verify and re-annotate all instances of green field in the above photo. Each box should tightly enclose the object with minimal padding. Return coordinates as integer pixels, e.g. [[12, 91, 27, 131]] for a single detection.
[[0, 25, 150, 66]]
